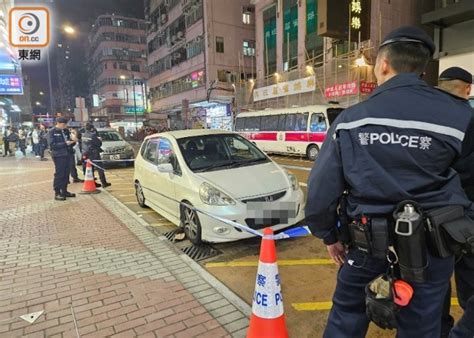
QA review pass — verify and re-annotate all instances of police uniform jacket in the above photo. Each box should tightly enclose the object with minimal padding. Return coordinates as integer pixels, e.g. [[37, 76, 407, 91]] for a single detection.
[[47, 127, 69, 158], [305, 73, 474, 244], [82, 130, 102, 159], [443, 91, 474, 201]]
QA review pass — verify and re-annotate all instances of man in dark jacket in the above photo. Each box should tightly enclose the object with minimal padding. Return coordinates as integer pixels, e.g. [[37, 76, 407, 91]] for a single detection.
[[437, 66, 474, 338], [64, 128, 83, 183], [82, 123, 111, 188], [47, 117, 76, 200]]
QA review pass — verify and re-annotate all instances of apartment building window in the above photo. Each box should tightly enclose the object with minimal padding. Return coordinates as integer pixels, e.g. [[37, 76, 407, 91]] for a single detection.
[[119, 63, 128, 70], [243, 40, 255, 56], [104, 63, 108, 70], [242, 6, 254, 25], [216, 36, 224, 53], [131, 64, 140, 72], [186, 37, 204, 59]]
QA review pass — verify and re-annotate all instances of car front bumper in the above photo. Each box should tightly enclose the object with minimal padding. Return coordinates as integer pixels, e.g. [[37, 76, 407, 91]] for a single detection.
[[196, 188, 305, 243]]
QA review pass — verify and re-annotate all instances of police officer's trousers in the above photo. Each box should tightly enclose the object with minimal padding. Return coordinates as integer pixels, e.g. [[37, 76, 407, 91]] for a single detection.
[[52, 156, 70, 195], [323, 249, 453, 338], [449, 296, 474, 338]]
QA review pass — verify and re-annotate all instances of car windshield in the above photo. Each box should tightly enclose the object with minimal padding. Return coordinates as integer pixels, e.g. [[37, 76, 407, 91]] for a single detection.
[[98, 131, 122, 141], [177, 134, 269, 172]]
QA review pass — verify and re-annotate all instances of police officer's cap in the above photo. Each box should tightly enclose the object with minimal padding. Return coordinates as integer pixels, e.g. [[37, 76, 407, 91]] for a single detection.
[[85, 122, 94, 131], [439, 67, 473, 84], [56, 117, 68, 124], [380, 26, 435, 56]]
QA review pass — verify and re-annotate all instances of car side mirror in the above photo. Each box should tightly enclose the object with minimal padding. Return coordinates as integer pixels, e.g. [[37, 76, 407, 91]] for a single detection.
[[157, 163, 174, 174]]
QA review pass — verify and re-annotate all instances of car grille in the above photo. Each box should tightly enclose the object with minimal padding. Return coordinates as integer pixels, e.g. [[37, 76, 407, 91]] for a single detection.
[[241, 190, 286, 204]]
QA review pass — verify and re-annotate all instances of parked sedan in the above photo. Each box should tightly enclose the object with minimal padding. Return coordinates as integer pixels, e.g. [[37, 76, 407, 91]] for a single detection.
[[133, 129, 305, 244]]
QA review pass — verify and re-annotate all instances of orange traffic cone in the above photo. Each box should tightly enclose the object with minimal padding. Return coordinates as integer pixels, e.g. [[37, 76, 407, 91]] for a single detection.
[[247, 228, 289, 338], [80, 160, 101, 194]]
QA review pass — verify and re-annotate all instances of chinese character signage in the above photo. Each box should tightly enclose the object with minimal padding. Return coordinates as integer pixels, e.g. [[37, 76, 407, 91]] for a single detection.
[[0, 75, 23, 95], [360, 81, 377, 94], [324, 81, 358, 98], [253, 76, 316, 102]]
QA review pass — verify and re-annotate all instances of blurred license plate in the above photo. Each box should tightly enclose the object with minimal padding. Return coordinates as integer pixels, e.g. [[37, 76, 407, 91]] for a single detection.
[[110, 155, 120, 160], [246, 201, 297, 222]]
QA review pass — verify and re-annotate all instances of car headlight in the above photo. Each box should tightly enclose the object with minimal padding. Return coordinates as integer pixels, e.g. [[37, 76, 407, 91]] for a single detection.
[[199, 182, 235, 206], [287, 172, 298, 191]]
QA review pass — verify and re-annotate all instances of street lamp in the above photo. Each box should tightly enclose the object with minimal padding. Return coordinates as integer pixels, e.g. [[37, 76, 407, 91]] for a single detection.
[[35, 101, 41, 106], [39, 91, 44, 96], [63, 26, 75, 35]]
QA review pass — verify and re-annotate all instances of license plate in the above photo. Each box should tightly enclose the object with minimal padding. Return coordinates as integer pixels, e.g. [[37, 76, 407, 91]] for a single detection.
[[110, 155, 120, 160]]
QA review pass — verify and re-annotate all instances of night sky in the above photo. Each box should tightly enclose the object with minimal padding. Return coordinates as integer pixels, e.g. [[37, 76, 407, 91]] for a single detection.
[[21, 0, 145, 109]]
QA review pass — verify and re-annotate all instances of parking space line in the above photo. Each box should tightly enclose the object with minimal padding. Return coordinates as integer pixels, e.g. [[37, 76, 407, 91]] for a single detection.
[[118, 194, 135, 197], [299, 182, 307, 187], [292, 302, 333, 311], [149, 222, 172, 227], [205, 258, 333, 268], [122, 201, 137, 204], [292, 298, 460, 311], [136, 210, 156, 214]]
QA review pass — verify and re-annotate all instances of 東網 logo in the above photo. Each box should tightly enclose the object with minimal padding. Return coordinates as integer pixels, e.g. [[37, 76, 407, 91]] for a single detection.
[[9, 7, 50, 47]]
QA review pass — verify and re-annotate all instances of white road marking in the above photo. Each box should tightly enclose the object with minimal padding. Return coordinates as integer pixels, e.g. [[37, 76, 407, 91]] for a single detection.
[[281, 165, 312, 172]]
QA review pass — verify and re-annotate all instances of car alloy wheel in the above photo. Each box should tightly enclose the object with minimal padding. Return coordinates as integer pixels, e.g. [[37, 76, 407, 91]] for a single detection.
[[135, 182, 147, 208], [182, 204, 202, 245]]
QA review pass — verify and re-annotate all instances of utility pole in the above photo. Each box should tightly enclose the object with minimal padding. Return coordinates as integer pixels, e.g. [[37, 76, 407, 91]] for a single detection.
[[132, 74, 138, 141]]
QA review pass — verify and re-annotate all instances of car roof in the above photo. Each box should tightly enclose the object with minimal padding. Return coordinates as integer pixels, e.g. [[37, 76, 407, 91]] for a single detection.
[[145, 129, 235, 141]]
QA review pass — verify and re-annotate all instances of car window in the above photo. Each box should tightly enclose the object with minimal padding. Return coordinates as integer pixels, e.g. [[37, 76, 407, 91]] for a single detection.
[[98, 131, 122, 141], [177, 134, 268, 172], [277, 115, 286, 131], [140, 140, 149, 157], [144, 140, 158, 164], [310, 113, 327, 132], [158, 138, 181, 174], [261, 115, 279, 131], [235, 117, 245, 131]]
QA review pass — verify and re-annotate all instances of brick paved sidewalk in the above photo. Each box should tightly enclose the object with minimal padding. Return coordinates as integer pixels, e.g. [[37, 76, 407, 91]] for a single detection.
[[0, 156, 250, 337]]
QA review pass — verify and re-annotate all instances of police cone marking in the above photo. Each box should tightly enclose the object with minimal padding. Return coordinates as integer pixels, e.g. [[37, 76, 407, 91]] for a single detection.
[[85, 161, 94, 180], [252, 262, 284, 319]]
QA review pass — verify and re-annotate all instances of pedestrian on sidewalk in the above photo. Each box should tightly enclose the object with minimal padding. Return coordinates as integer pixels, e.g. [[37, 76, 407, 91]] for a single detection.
[[31, 126, 40, 157], [2, 127, 9, 156], [38, 124, 48, 161], [82, 123, 111, 188], [7, 128, 18, 156], [18, 128, 26, 156], [47, 117, 76, 201]]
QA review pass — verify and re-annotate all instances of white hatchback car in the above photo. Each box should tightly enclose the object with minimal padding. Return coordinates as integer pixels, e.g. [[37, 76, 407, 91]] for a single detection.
[[133, 130, 305, 244]]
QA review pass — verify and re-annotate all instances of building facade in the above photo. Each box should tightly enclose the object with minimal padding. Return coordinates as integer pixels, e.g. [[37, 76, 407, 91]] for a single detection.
[[88, 14, 148, 130], [146, 0, 256, 130], [239, 0, 434, 110]]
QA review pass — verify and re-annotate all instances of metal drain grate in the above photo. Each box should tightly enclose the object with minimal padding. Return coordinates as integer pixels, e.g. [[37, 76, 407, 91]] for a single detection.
[[181, 245, 220, 262], [162, 228, 183, 241]]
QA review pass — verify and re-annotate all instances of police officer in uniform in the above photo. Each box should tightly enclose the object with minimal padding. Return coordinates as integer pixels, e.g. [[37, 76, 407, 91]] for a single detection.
[[47, 117, 76, 201], [82, 123, 111, 188], [305, 26, 474, 337], [437, 67, 474, 338]]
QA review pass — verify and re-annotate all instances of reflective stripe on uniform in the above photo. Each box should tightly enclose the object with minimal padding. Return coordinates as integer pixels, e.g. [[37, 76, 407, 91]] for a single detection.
[[335, 117, 465, 141]]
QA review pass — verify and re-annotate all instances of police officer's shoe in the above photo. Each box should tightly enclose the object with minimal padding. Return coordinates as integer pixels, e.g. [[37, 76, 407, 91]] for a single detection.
[[63, 192, 76, 198], [55, 194, 66, 201], [95, 182, 102, 188], [73, 178, 84, 183], [102, 182, 112, 188]]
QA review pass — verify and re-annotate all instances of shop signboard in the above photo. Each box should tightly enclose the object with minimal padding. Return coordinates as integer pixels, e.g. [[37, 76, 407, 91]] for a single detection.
[[324, 81, 358, 98], [360, 81, 377, 94], [253, 76, 316, 102], [0, 75, 23, 95], [124, 106, 145, 114]]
